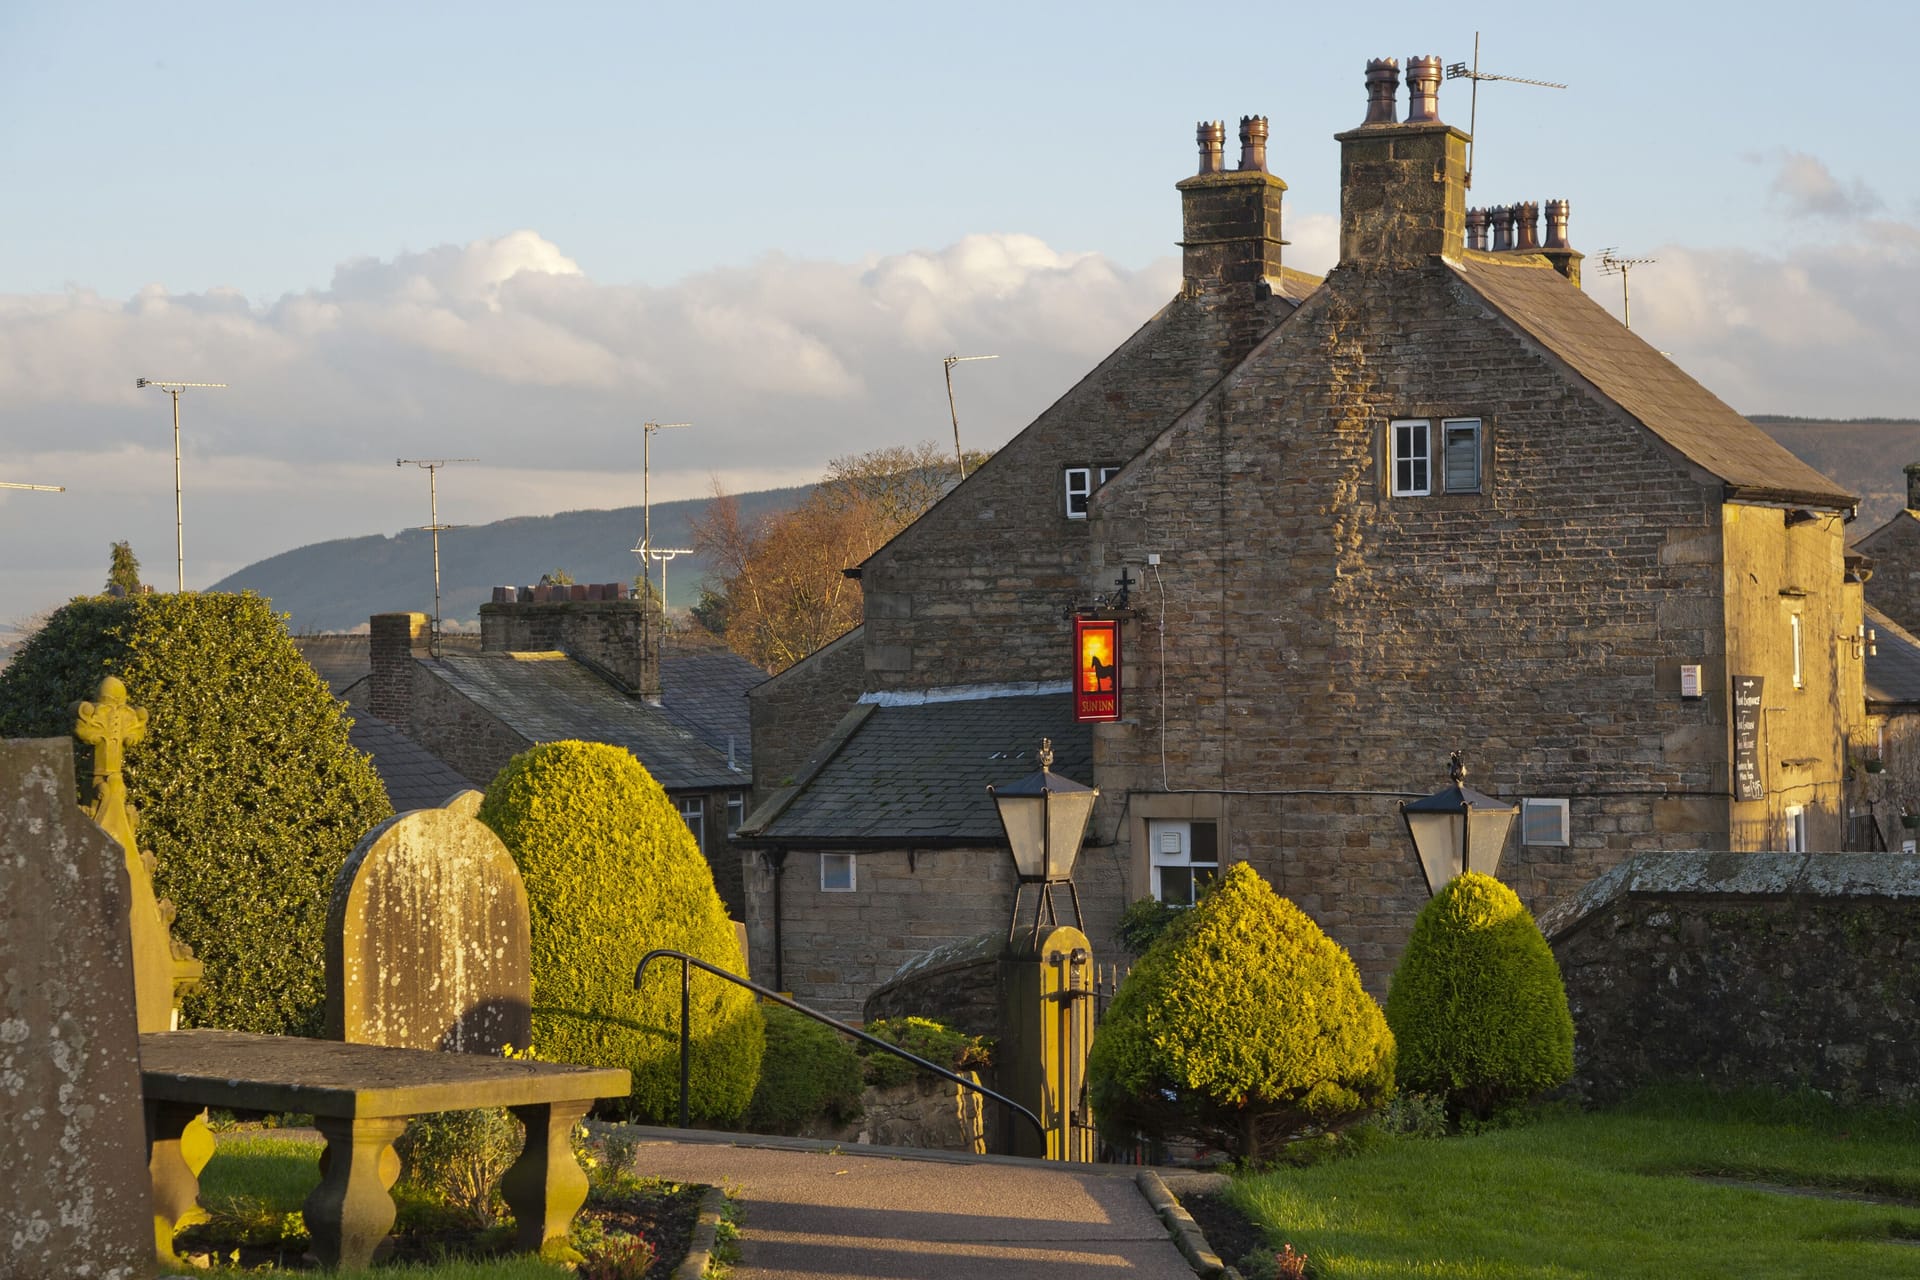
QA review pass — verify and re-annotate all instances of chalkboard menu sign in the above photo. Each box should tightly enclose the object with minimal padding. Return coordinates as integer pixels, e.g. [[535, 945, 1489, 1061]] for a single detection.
[[1733, 675, 1765, 803]]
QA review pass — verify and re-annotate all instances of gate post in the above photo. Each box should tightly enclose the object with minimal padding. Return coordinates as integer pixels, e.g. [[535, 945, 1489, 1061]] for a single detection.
[[998, 924, 1096, 1161]]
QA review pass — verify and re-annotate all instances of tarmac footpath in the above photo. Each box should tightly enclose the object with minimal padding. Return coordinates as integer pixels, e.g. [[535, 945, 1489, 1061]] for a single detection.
[[620, 1127, 1199, 1280]]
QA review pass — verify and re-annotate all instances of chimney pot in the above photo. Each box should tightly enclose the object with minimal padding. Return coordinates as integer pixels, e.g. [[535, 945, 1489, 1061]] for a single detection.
[[1544, 198, 1571, 250], [1363, 57, 1400, 125], [569, 583, 588, 601], [1405, 55, 1444, 123], [1905, 462, 1920, 512], [1516, 201, 1541, 251], [1465, 208, 1488, 252], [1237, 115, 1269, 172], [1490, 205, 1513, 251], [1196, 120, 1225, 174], [491, 586, 510, 604]]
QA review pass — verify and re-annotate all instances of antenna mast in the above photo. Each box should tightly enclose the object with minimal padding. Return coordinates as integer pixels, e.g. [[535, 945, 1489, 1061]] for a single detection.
[[1445, 33, 1567, 191], [396, 457, 476, 657], [1597, 248, 1658, 329], [633, 421, 692, 602], [0, 481, 63, 492], [942, 354, 998, 480]]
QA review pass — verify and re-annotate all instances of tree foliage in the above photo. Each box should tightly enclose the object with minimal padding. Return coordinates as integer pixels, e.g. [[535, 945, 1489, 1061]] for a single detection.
[[1384, 872, 1574, 1120], [690, 441, 985, 672], [0, 592, 393, 1034], [106, 541, 142, 595], [476, 740, 764, 1123], [1088, 863, 1395, 1162]]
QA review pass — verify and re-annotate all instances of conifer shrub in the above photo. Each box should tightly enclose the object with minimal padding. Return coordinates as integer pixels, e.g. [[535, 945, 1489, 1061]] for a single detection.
[[1087, 863, 1395, 1162], [0, 592, 392, 1035], [742, 1004, 863, 1135], [476, 741, 764, 1123], [1385, 871, 1575, 1121]]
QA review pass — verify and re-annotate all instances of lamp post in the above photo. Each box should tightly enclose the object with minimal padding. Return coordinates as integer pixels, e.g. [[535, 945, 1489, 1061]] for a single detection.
[[987, 738, 1099, 940], [135, 378, 226, 592], [1399, 751, 1518, 897]]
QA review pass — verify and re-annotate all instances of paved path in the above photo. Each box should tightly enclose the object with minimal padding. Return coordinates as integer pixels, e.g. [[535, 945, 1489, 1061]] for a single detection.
[[623, 1128, 1195, 1280]]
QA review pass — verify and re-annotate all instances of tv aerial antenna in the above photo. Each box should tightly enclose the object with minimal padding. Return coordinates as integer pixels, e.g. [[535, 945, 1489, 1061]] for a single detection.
[[396, 457, 476, 656], [1445, 33, 1567, 191], [1596, 249, 1658, 329], [943, 354, 998, 481], [0, 481, 63, 492]]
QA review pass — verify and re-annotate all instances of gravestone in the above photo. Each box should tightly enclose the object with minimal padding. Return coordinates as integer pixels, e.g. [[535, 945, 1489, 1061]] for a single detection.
[[324, 790, 533, 1054], [0, 737, 153, 1279]]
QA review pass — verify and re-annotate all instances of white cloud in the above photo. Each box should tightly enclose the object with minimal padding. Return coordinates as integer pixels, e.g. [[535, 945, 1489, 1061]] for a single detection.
[[1764, 150, 1883, 221]]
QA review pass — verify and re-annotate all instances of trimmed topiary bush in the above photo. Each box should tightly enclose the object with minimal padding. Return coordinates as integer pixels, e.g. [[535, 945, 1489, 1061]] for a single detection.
[[476, 741, 763, 1123], [1088, 862, 1395, 1162], [1385, 871, 1575, 1122], [742, 1004, 863, 1135], [0, 592, 392, 1035]]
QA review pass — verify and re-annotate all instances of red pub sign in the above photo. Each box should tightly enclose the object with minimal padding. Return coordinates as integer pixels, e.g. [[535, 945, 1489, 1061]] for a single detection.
[[1073, 617, 1121, 722]]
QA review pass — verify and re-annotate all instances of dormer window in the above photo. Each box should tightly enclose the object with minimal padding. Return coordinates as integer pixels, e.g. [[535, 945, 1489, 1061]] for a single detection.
[[1390, 418, 1484, 497], [1064, 464, 1123, 519]]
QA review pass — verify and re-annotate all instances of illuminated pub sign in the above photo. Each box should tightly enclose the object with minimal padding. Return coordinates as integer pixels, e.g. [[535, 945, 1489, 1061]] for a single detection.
[[1073, 617, 1121, 722]]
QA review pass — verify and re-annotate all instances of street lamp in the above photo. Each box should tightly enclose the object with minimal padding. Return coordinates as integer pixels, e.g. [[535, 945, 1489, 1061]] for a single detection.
[[1400, 751, 1518, 897], [987, 738, 1098, 940], [136, 378, 226, 592]]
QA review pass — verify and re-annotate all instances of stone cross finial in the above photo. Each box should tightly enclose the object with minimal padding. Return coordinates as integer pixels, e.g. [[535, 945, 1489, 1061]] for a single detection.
[[73, 675, 147, 857]]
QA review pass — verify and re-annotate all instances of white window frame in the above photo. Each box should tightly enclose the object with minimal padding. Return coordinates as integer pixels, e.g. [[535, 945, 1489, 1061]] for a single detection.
[[727, 792, 746, 836], [1520, 798, 1570, 847], [1147, 819, 1219, 905], [820, 852, 856, 892], [1064, 467, 1093, 519], [678, 795, 705, 850], [1097, 464, 1122, 488], [1390, 419, 1432, 496], [1785, 805, 1807, 853], [1441, 418, 1483, 493], [1791, 614, 1804, 689]]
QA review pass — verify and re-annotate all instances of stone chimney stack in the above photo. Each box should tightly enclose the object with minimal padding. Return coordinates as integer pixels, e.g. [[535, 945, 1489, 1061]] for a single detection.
[[1335, 55, 1470, 267], [1905, 462, 1920, 512], [369, 612, 429, 726], [1177, 112, 1290, 360], [479, 585, 661, 702]]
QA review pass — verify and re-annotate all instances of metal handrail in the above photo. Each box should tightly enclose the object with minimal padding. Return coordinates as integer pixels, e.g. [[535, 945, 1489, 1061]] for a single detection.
[[635, 948, 1045, 1141]]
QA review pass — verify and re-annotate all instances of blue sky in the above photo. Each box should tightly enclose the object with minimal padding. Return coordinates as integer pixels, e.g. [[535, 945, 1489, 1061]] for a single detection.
[[2, 2, 1915, 625]]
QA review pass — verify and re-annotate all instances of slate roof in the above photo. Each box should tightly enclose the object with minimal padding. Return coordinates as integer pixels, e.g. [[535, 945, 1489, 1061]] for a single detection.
[[345, 710, 479, 812], [425, 651, 745, 791], [1866, 605, 1920, 709], [745, 691, 1093, 844], [295, 635, 371, 695], [1448, 255, 1856, 508], [658, 649, 762, 768]]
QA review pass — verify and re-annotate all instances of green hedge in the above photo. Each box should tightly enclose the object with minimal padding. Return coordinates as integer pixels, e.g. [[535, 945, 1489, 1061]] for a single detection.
[[742, 1004, 863, 1135], [1088, 863, 1395, 1162], [0, 593, 392, 1035], [860, 1016, 993, 1089], [477, 741, 763, 1123], [1385, 871, 1574, 1120]]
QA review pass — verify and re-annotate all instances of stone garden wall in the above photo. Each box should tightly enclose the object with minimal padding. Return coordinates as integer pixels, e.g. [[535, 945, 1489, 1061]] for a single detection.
[[1541, 851, 1920, 1103]]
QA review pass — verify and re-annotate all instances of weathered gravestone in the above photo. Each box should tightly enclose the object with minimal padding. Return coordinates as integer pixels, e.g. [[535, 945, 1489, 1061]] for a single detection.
[[0, 737, 153, 1280], [324, 790, 532, 1054]]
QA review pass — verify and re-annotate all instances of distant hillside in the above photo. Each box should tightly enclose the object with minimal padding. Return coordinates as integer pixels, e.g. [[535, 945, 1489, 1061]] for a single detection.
[[1752, 420, 1920, 532], [210, 486, 809, 633]]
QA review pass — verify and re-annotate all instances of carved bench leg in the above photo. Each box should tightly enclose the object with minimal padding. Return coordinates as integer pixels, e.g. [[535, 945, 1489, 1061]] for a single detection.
[[147, 1098, 210, 1265], [501, 1099, 594, 1262], [304, 1115, 408, 1270]]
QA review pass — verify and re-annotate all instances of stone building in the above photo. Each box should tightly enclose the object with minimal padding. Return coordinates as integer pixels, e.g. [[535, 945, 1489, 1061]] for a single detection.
[[352, 591, 760, 914], [741, 56, 1867, 1016]]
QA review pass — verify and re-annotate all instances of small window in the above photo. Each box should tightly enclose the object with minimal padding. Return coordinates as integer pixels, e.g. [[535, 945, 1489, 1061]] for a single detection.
[[1521, 798, 1570, 846], [1390, 420, 1431, 496], [1441, 418, 1482, 493], [727, 792, 746, 836], [1791, 614, 1804, 689], [678, 796, 705, 850], [1785, 805, 1807, 853], [1097, 464, 1122, 487], [820, 852, 856, 892], [1147, 819, 1219, 905], [1064, 467, 1093, 518]]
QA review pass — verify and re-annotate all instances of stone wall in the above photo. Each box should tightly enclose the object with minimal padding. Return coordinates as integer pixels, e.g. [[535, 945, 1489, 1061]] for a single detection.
[[347, 665, 525, 790], [1542, 851, 1920, 1103], [1857, 509, 1920, 635], [747, 626, 866, 808], [479, 595, 657, 699]]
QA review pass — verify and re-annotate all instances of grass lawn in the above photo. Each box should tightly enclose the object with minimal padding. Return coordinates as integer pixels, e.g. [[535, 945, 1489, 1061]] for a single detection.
[[1229, 1089, 1920, 1280], [172, 1133, 698, 1278]]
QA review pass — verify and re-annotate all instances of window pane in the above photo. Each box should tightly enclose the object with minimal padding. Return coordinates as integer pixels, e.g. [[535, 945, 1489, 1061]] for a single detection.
[[1192, 864, 1218, 895], [1443, 420, 1480, 492], [1065, 468, 1092, 518], [1157, 866, 1193, 905], [1392, 421, 1430, 496], [1190, 821, 1218, 860], [821, 853, 856, 891], [727, 793, 745, 835]]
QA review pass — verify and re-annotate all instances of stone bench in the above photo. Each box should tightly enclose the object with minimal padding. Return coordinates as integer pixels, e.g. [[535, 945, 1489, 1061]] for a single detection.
[[142, 1029, 629, 1269]]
